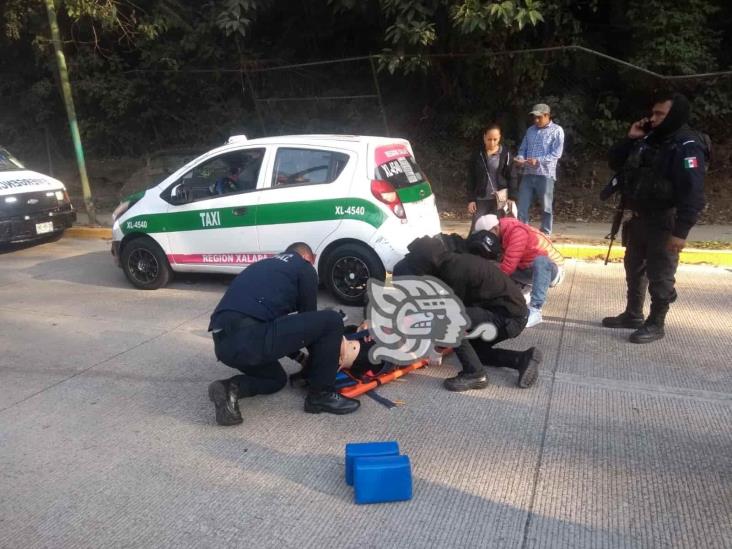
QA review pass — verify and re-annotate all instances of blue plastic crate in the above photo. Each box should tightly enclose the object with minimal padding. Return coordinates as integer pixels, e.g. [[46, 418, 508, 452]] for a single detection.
[[353, 455, 412, 504], [344, 441, 399, 486]]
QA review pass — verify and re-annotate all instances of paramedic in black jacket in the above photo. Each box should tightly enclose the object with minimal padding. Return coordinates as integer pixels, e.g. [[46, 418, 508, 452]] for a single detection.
[[602, 92, 706, 343], [393, 234, 541, 391], [207, 242, 359, 426]]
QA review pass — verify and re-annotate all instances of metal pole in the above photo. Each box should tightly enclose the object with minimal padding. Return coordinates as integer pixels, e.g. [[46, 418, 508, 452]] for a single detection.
[[45, 127, 53, 177], [44, 0, 96, 224], [369, 56, 390, 136], [243, 69, 267, 135]]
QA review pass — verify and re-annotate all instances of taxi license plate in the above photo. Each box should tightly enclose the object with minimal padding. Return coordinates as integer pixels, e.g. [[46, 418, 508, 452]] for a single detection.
[[35, 221, 54, 235]]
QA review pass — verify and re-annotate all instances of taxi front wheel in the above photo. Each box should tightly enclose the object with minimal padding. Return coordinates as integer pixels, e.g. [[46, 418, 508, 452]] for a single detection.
[[121, 237, 172, 290], [324, 243, 385, 305]]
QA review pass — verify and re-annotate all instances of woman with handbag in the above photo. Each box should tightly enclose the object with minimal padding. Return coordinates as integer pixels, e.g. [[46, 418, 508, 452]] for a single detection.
[[466, 124, 518, 232]]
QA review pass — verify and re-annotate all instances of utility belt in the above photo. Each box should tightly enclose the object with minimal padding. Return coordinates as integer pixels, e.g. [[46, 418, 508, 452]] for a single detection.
[[211, 312, 263, 343]]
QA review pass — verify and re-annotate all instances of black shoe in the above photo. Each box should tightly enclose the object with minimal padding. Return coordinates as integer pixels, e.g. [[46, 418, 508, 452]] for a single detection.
[[602, 311, 644, 329], [208, 380, 243, 426], [517, 347, 542, 388], [304, 391, 360, 415], [629, 322, 665, 344], [443, 371, 489, 392]]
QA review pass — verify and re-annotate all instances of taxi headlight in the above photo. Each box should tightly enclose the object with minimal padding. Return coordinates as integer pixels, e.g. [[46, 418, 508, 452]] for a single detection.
[[112, 200, 130, 221]]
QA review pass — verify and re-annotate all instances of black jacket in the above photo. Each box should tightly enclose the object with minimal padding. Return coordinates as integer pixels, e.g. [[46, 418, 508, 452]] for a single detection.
[[404, 235, 527, 319], [208, 253, 318, 329], [608, 127, 706, 239], [466, 146, 519, 202]]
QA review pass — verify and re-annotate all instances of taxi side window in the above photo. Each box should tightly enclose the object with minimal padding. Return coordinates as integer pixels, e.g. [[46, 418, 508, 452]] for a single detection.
[[272, 148, 349, 188], [164, 148, 264, 205]]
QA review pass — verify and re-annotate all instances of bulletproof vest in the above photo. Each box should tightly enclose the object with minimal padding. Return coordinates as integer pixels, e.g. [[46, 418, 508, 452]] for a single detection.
[[621, 139, 674, 210]]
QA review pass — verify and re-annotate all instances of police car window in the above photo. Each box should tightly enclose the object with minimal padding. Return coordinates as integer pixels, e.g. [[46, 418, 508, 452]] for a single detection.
[[163, 148, 264, 204], [0, 148, 24, 171], [272, 148, 349, 187]]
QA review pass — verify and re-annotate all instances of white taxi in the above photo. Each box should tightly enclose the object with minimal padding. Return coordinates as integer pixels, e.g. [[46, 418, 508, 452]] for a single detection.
[[0, 147, 75, 245], [111, 135, 441, 303]]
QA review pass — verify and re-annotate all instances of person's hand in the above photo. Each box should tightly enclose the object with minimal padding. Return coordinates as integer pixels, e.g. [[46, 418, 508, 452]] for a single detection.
[[527, 158, 539, 167], [467, 201, 477, 214], [628, 118, 650, 139], [667, 236, 686, 254], [358, 320, 373, 342], [514, 156, 526, 166]]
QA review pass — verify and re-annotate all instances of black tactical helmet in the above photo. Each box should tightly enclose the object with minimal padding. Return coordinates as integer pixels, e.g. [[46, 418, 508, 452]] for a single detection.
[[467, 230, 502, 261]]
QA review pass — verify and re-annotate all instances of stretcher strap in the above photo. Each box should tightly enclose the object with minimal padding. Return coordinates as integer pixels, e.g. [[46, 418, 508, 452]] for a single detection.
[[364, 390, 399, 409]]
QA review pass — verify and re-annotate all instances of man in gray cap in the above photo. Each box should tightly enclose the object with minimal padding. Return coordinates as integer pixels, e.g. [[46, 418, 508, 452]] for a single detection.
[[514, 103, 565, 235]]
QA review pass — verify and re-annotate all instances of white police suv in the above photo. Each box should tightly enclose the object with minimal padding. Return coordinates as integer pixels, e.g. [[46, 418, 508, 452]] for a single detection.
[[111, 135, 441, 304], [0, 147, 75, 245]]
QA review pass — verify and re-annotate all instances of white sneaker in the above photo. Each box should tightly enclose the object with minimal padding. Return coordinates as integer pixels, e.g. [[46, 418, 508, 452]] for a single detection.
[[526, 307, 543, 328], [550, 267, 565, 288]]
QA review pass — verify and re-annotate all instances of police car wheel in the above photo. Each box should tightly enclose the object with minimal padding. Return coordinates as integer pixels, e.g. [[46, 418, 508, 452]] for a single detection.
[[324, 243, 385, 305], [121, 237, 172, 290]]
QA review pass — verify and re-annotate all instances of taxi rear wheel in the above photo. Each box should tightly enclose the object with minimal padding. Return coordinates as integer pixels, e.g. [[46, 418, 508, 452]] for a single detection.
[[121, 237, 172, 290], [324, 243, 385, 305]]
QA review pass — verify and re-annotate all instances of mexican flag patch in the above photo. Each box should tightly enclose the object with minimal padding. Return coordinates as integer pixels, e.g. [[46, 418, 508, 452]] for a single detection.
[[684, 157, 698, 169]]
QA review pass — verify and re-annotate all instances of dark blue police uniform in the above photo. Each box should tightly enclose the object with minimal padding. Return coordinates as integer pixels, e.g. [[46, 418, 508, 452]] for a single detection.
[[209, 253, 343, 397]]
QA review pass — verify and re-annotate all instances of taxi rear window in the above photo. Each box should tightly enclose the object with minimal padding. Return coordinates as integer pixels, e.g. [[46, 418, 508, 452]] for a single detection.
[[373, 144, 425, 189]]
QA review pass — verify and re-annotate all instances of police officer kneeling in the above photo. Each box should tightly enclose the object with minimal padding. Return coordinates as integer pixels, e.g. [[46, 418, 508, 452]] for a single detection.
[[207, 242, 359, 426], [603, 92, 707, 343]]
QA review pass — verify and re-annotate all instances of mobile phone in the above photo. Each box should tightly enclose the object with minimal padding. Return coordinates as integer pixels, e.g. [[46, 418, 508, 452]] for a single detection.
[[642, 120, 653, 132]]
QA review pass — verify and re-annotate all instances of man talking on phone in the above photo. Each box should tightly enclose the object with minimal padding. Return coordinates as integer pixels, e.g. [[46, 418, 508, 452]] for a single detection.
[[601, 92, 708, 343]]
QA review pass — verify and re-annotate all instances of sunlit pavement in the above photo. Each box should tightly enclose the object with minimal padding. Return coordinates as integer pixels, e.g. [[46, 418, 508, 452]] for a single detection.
[[1, 238, 730, 548]]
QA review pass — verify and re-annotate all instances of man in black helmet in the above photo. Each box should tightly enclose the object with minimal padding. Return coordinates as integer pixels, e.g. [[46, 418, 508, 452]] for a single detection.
[[602, 92, 707, 343]]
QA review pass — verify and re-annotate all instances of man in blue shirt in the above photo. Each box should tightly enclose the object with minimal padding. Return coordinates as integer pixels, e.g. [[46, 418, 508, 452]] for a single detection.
[[207, 242, 360, 425], [515, 103, 565, 235]]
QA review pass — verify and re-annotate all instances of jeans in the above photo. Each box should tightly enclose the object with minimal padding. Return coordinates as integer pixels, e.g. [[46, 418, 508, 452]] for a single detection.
[[511, 255, 558, 310], [518, 174, 555, 234]]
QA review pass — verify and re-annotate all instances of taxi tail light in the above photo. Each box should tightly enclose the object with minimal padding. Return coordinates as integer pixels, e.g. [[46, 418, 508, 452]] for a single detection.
[[371, 179, 406, 220]]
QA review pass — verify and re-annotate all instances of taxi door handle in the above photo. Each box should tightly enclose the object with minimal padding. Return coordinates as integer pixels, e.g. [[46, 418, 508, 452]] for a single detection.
[[232, 207, 248, 216]]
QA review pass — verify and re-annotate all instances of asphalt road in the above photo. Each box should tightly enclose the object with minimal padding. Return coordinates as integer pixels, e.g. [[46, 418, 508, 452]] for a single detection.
[[1, 237, 730, 548]]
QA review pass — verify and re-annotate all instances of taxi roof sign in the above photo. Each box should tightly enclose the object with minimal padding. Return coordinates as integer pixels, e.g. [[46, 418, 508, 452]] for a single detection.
[[227, 135, 248, 144]]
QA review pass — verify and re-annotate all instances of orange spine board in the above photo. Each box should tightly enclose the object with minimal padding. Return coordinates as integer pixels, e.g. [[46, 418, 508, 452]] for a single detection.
[[338, 359, 428, 398]]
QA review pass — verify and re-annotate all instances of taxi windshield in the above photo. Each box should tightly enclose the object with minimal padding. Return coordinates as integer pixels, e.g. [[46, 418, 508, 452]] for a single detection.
[[0, 148, 25, 171]]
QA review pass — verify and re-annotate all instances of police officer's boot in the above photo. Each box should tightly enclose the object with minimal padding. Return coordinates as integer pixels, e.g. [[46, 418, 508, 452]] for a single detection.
[[304, 388, 360, 415], [443, 369, 490, 391], [602, 295, 645, 329], [208, 379, 243, 426], [629, 305, 666, 344]]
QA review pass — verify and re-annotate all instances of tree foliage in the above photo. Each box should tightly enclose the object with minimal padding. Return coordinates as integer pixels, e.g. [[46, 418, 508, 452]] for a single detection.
[[0, 0, 729, 163]]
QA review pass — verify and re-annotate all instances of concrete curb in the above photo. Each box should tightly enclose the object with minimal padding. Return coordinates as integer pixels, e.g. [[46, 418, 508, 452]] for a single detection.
[[554, 243, 732, 267], [63, 225, 732, 267], [65, 226, 113, 239]]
